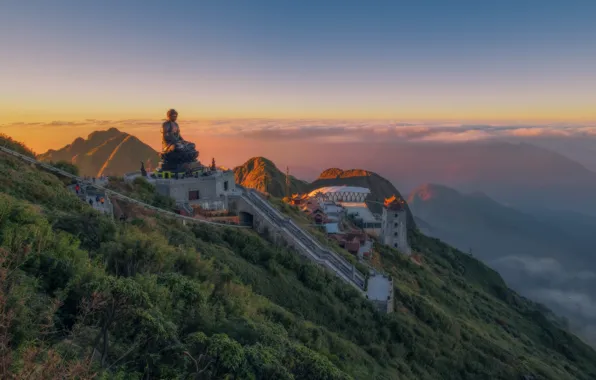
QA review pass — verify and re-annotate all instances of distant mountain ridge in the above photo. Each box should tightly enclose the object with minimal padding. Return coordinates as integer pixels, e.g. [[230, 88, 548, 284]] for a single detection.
[[38, 128, 160, 177], [407, 183, 590, 265], [349, 141, 596, 216]]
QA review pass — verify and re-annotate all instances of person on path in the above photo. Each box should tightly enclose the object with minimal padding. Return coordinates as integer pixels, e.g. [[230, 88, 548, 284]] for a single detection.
[[100, 197, 105, 205], [96, 195, 100, 202], [89, 199, 93, 206], [75, 184, 80, 194]]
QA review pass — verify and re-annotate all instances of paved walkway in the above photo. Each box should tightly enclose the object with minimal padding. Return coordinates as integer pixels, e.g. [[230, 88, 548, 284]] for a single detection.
[[84, 194, 111, 214], [69, 182, 112, 216]]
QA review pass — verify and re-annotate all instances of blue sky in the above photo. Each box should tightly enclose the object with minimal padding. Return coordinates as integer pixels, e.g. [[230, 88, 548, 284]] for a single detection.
[[1, 0, 595, 121]]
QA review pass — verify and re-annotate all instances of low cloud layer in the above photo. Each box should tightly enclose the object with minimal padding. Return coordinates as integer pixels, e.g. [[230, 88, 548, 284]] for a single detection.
[[491, 255, 596, 283], [3, 119, 596, 144], [491, 255, 596, 346], [3, 118, 596, 172]]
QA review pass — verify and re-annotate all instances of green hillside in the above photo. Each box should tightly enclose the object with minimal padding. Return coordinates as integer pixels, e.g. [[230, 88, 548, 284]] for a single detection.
[[408, 183, 596, 347], [38, 128, 160, 177], [234, 157, 310, 197], [2, 136, 596, 379]]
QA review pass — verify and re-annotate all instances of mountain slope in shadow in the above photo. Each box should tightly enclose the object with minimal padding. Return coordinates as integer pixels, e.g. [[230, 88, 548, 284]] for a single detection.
[[409, 183, 596, 346]]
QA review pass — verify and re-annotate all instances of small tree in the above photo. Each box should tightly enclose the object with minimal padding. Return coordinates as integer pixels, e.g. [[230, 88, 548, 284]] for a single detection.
[[53, 160, 80, 176]]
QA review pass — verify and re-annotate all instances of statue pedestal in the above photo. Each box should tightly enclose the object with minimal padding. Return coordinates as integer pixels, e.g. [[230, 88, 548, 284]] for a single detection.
[[158, 149, 200, 172]]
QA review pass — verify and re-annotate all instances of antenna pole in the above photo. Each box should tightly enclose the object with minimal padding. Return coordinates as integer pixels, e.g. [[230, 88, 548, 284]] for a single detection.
[[285, 166, 291, 198]]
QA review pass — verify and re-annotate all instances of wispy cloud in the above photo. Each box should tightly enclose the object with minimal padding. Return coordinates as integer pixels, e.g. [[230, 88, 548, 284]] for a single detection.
[[492, 255, 596, 280]]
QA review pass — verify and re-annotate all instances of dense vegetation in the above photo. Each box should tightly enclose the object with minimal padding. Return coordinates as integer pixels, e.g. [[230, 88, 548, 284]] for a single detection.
[[2, 136, 596, 379]]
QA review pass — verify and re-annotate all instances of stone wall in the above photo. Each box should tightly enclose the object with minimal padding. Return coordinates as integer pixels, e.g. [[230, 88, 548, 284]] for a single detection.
[[154, 170, 237, 210]]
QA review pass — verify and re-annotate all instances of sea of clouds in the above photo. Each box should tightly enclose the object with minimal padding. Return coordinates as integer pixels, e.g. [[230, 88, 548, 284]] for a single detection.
[[4, 118, 596, 143]]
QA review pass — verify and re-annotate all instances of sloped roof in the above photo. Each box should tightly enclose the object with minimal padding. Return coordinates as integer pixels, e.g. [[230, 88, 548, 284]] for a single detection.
[[339, 202, 377, 223], [384, 194, 406, 211], [324, 223, 340, 234], [308, 186, 371, 198]]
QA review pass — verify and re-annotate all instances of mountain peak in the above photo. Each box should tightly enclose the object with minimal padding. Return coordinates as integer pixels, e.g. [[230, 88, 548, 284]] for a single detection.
[[244, 156, 277, 170], [234, 157, 309, 196], [319, 168, 372, 179], [38, 128, 159, 177], [87, 127, 125, 142], [408, 183, 461, 202]]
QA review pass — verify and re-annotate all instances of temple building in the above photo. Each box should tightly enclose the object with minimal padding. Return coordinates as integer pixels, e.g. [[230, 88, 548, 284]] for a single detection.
[[153, 169, 237, 211], [308, 186, 371, 203], [289, 193, 308, 206], [380, 195, 411, 255], [124, 167, 239, 213], [122, 110, 242, 215], [338, 202, 382, 235]]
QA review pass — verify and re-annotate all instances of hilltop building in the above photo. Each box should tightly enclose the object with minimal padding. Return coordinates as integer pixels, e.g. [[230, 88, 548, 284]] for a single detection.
[[291, 187, 409, 255], [124, 167, 239, 213], [308, 186, 370, 203], [380, 195, 410, 255], [289, 193, 308, 206], [307, 185, 381, 233], [338, 202, 382, 235]]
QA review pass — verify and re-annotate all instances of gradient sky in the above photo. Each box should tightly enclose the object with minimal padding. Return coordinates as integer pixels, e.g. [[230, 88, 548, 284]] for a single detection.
[[1, 0, 596, 123]]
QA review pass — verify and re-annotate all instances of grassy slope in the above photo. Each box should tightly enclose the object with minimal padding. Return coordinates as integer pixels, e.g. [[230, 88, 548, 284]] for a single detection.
[[267, 196, 368, 275], [2, 137, 596, 379], [265, 173, 596, 380]]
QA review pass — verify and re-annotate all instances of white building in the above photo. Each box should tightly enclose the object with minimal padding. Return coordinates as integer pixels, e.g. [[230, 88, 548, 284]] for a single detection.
[[308, 186, 371, 203], [380, 195, 411, 255], [319, 201, 344, 222], [338, 202, 382, 235], [124, 169, 238, 211]]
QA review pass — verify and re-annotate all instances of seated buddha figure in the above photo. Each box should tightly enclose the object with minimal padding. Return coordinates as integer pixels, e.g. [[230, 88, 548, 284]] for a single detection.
[[160, 109, 199, 170]]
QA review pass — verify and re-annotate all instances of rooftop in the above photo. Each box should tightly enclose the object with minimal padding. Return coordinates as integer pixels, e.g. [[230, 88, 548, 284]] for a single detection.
[[367, 274, 392, 301], [338, 202, 377, 223], [308, 186, 371, 198], [384, 194, 406, 211], [324, 223, 340, 234]]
